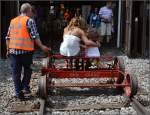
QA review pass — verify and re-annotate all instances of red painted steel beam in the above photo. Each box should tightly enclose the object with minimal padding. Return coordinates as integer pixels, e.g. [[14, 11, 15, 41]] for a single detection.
[[42, 68, 120, 78], [48, 54, 113, 60], [47, 83, 129, 88]]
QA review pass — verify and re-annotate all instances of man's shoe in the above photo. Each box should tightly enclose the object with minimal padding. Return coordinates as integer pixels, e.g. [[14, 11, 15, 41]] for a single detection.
[[15, 91, 25, 101], [22, 89, 31, 94], [22, 89, 32, 98]]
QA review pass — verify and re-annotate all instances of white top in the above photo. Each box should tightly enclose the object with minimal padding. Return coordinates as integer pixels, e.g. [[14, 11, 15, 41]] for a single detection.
[[99, 6, 113, 22], [85, 47, 100, 57], [60, 34, 80, 56]]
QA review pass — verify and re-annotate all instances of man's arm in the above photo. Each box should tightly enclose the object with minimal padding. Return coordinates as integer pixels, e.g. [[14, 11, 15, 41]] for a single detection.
[[6, 39, 9, 50], [34, 39, 50, 52], [5, 25, 11, 57], [5, 25, 11, 49], [27, 18, 50, 52]]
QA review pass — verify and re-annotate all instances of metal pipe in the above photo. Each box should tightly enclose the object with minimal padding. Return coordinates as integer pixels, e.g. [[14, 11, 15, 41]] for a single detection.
[[131, 98, 150, 115], [48, 83, 129, 88], [133, 17, 138, 56], [117, 0, 122, 48], [0, 1, 1, 58], [17, 0, 20, 15]]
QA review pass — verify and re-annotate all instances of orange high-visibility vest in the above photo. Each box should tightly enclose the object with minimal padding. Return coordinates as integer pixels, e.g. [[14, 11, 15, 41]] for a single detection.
[[8, 16, 34, 51]]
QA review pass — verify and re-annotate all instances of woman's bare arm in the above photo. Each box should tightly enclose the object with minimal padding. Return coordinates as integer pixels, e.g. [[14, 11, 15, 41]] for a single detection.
[[79, 29, 99, 47]]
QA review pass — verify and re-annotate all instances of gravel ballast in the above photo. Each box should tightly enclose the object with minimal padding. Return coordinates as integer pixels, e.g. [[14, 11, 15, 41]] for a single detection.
[[0, 55, 149, 115]]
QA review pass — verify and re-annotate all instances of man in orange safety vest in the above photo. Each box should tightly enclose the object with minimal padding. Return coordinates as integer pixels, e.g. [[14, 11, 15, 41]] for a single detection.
[[6, 3, 50, 100]]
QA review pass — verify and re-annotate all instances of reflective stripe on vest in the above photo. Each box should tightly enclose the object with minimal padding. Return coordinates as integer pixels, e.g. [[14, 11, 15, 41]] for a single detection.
[[9, 16, 34, 51]]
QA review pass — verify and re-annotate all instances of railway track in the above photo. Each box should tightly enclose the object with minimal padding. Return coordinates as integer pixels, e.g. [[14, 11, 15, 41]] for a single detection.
[[39, 98, 125, 115], [8, 91, 150, 115], [131, 97, 150, 115], [8, 89, 150, 113], [39, 94, 150, 115], [39, 99, 46, 115]]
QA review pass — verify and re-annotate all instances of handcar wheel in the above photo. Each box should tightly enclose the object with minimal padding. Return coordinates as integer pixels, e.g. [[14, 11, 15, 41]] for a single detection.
[[116, 75, 124, 84], [126, 74, 138, 97], [39, 75, 48, 99], [114, 57, 125, 92], [113, 57, 125, 83], [129, 74, 138, 97], [116, 74, 124, 93], [117, 56, 125, 72]]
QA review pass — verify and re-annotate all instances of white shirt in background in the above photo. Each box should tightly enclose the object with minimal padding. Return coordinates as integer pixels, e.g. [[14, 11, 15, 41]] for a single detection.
[[99, 6, 113, 22]]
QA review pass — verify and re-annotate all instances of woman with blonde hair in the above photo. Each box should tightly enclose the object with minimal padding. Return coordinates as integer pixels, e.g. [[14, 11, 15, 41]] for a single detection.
[[60, 17, 99, 56]]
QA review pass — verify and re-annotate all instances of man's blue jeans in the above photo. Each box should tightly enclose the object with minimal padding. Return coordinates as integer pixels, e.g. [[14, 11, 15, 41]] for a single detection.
[[9, 53, 33, 96]]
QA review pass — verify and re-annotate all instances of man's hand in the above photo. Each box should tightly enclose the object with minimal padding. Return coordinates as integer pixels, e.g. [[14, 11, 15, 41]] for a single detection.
[[6, 50, 9, 58], [34, 39, 51, 53], [41, 45, 51, 53]]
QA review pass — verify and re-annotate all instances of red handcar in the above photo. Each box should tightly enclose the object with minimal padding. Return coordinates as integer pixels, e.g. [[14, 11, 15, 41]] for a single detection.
[[38, 51, 138, 99]]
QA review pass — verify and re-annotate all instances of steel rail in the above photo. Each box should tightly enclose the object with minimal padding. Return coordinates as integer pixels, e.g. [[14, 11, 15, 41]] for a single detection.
[[48, 83, 129, 88], [131, 97, 150, 115], [39, 99, 46, 115], [37, 94, 150, 114]]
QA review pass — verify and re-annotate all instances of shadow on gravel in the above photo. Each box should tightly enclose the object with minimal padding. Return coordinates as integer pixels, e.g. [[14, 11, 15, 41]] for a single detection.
[[50, 87, 123, 96], [47, 88, 124, 109]]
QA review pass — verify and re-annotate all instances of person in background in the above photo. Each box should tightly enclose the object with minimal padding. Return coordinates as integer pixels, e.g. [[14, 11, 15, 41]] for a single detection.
[[99, 1, 113, 43], [89, 7, 101, 29], [74, 7, 81, 18], [31, 5, 37, 19], [89, 7, 101, 40], [74, 8, 88, 31], [64, 9, 71, 24], [5, 3, 50, 100]]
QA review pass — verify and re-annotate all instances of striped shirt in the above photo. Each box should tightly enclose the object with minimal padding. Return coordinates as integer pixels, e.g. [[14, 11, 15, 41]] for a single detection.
[[6, 15, 40, 55], [99, 6, 113, 23]]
